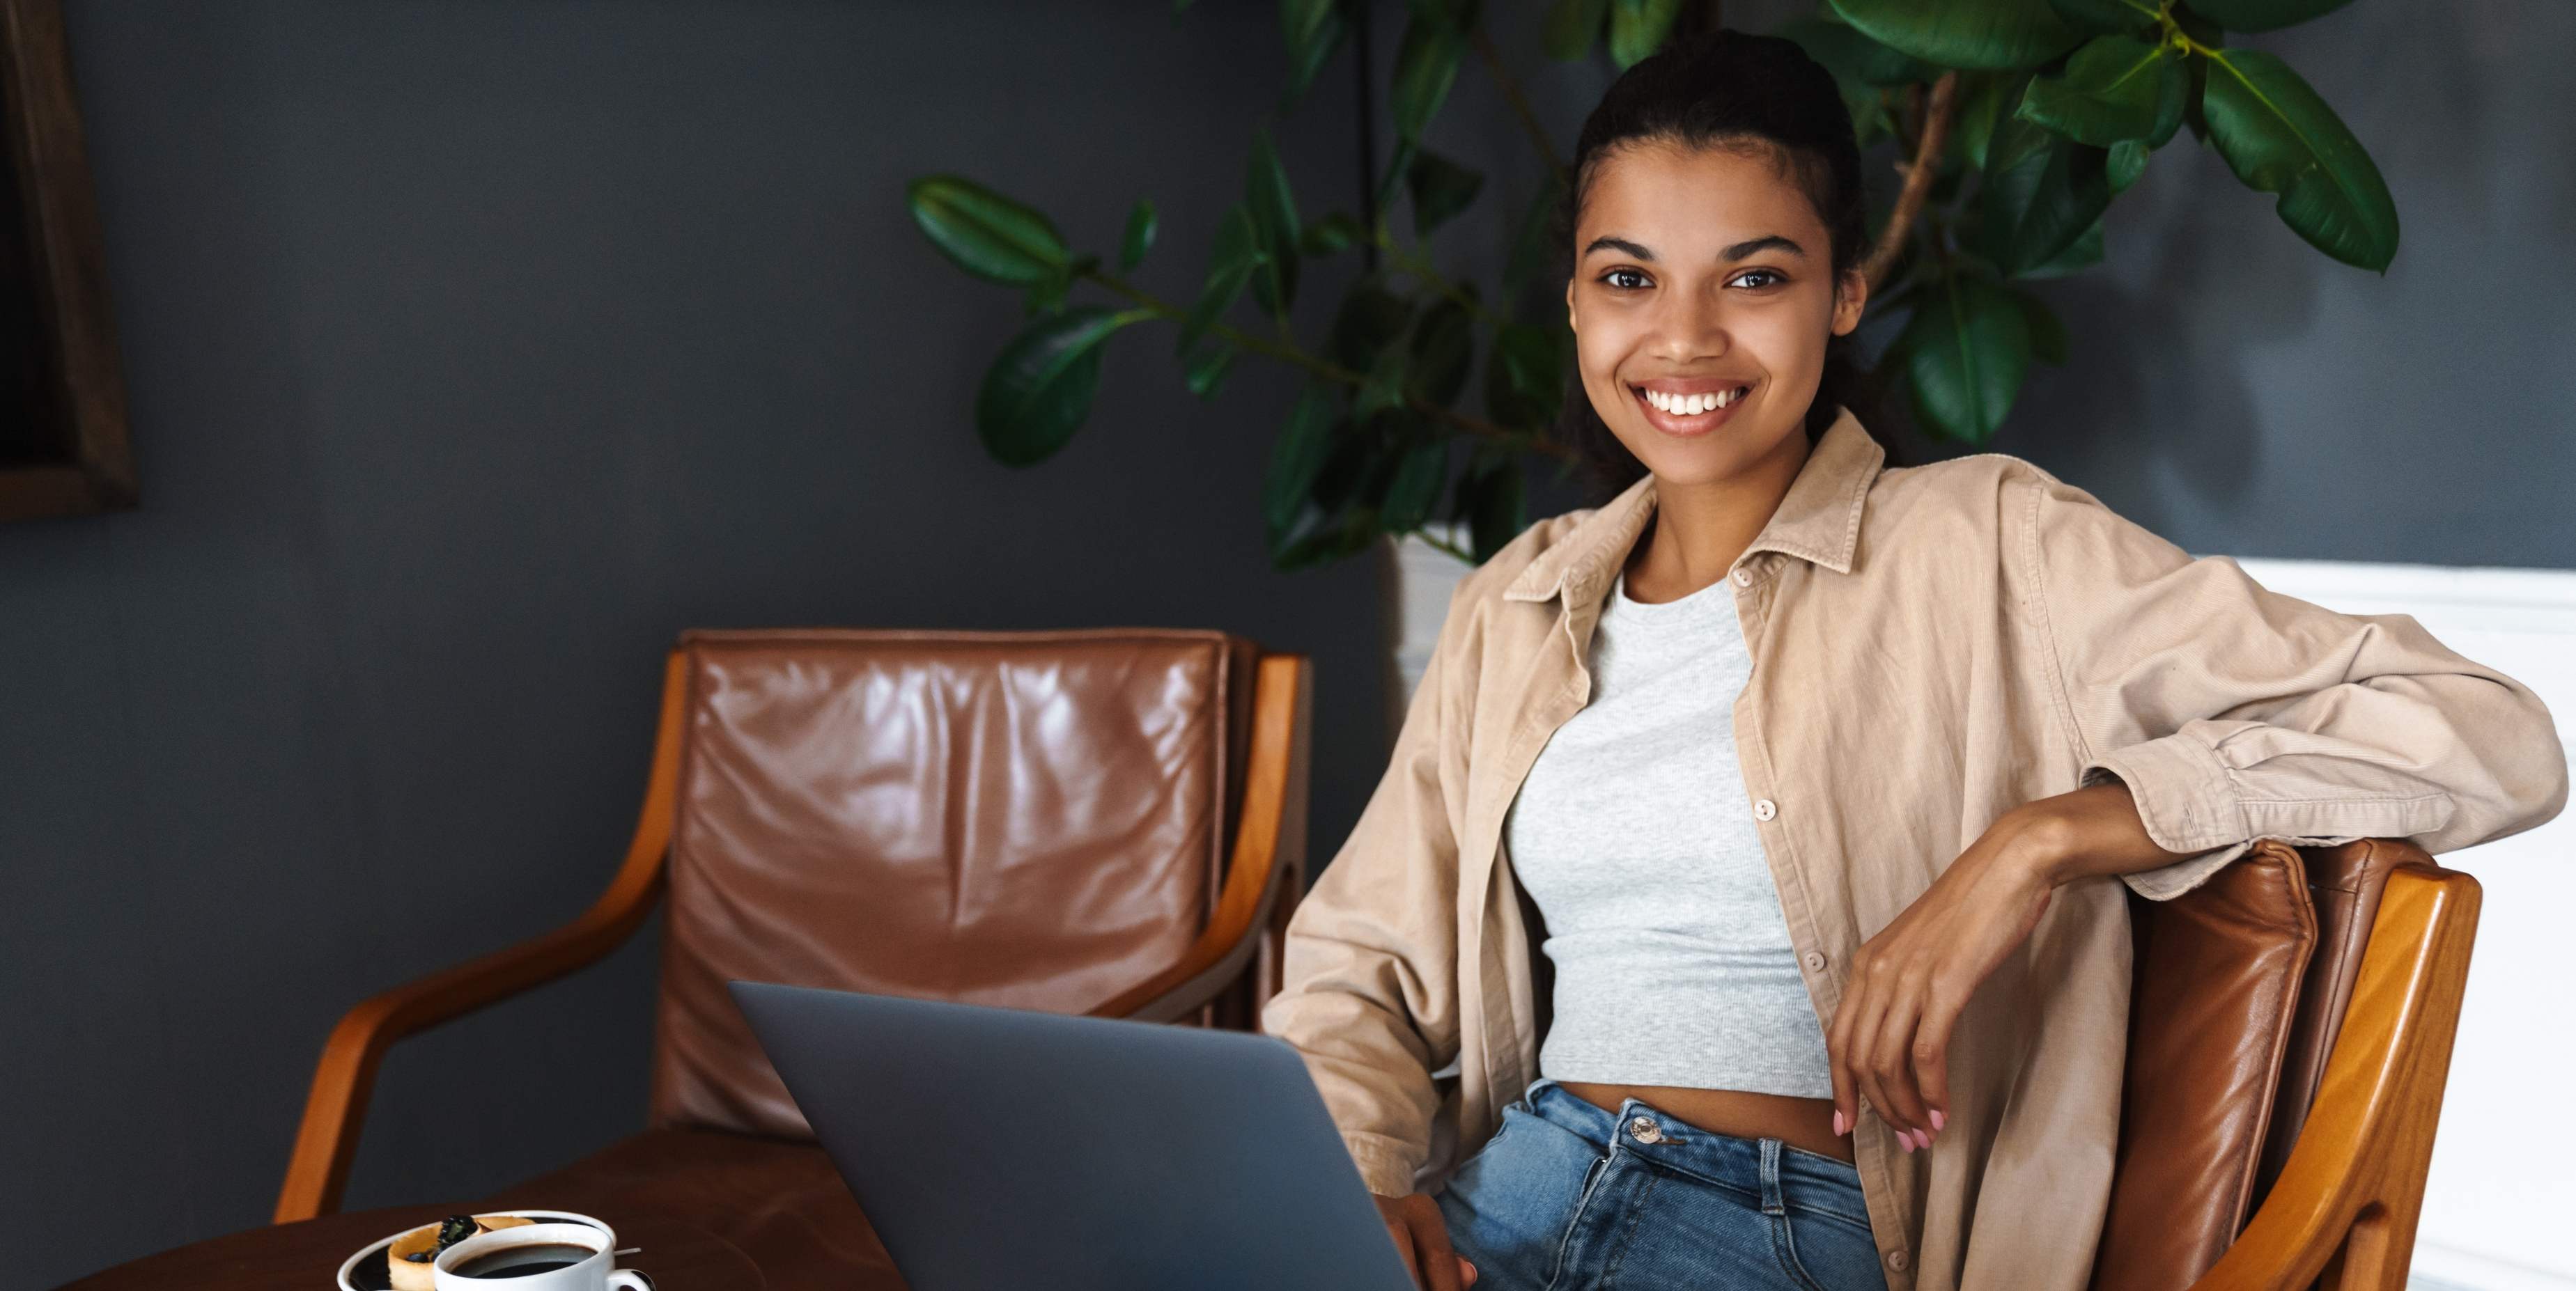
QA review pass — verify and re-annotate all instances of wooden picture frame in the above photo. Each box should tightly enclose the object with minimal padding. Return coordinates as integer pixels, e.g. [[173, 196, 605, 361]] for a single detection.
[[0, 0, 130, 523]]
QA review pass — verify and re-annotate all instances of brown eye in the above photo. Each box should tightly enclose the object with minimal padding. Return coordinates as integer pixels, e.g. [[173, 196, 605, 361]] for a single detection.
[[1602, 268, 1649, 290], [1734, 268, 1788, 290]]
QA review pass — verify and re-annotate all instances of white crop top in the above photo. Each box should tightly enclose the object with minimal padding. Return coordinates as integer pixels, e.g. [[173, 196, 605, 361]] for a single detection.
[[1500, 565, 1836, 1098]]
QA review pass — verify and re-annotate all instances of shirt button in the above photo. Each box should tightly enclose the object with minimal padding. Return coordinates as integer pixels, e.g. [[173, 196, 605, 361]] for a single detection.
[[1731, 567, 1753, 586], [1887, 1249, 1910, 1272], [1753, 797, 1777, 821], [1803, 950, 1827, 971]]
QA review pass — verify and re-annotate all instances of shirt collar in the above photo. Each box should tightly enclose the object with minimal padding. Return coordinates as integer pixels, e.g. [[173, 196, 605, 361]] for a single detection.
[[1502, 405, 1886, 606]]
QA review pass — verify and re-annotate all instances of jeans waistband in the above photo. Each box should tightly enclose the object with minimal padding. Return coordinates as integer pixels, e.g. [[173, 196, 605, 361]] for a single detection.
[[1520, 1076, 1864, 1216]]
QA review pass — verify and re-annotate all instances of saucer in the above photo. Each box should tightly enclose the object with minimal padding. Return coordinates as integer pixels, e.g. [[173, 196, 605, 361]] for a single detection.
[[335, 1211, 606, 1290]]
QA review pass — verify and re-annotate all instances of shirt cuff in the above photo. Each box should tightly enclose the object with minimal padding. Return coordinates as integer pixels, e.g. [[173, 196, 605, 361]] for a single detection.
[[2081, 733, 2248, 902], [1343, 1131, 1429, 1198]]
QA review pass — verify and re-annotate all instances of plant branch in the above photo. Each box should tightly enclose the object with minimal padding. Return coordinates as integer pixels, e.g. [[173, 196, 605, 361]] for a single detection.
[[1471, 28, 1568, 187], [1076, 265, 1574, 460], [1409, 526, 1475, 563], [1860, 71, 1958, 295]]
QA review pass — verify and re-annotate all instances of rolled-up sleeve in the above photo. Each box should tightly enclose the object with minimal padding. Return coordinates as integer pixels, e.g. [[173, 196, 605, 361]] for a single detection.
[[2012, 469, 2570, 901], [1258, 572, 1481, 1195]]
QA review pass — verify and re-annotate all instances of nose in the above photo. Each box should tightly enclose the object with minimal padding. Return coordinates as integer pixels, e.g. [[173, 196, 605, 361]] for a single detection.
[[1650, 280, 1732, 359]]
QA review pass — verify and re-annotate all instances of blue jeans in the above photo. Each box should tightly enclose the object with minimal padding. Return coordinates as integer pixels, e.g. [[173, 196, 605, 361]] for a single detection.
[[1433, 1077, 1891, 1291]]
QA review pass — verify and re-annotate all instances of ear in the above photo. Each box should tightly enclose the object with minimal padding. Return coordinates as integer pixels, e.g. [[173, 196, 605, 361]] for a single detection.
[[1831, 266, 1869, 336], [1565, 276, 1578, 334]]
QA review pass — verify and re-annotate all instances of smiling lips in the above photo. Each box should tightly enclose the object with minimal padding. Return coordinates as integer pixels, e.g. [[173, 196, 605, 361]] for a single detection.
[[1630, 377, 1755, 432]]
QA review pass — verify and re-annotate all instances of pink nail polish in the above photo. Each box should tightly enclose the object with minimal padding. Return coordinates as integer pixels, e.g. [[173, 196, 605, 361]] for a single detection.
[[1833, 1109, 1847, 1136], [1928, 1108, 1945, 1132], [1898, 1129, 1915, 1153]]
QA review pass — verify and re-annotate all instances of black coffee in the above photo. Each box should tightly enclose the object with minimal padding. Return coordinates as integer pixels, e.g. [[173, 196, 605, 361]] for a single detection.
[[451, 1243, 594, 1278]]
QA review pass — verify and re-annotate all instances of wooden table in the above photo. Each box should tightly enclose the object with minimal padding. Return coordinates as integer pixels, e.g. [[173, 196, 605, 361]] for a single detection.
[[56, 1205, 766, 1290]]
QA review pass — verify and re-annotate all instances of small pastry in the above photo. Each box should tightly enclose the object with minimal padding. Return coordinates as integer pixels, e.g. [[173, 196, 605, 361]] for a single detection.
[[386, 1214, 534, 1290]]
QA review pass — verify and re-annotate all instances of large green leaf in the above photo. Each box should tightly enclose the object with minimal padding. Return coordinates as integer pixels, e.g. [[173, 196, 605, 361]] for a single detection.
[[1380, 428, 1450, 532], [1245, 127, 1303, 315], [1895, 272, 2032, 444], [1452, 446, 1529, 561], [1177, 205, 1267, 356], [1408, 148, 1486, 237], [1980, 119, 2114, 276], [2184, 0, 2357, 32], [2201, 47, 2398, 271], [1502, 175, 1566, 302], [1607, 0, 1684, 68], [1328, 278, 1416, 371], [1950, 70, 2033, 171], [2047, 0, 2162, 34], [1264, 384, 1340, 531], [907, 175, 1069, 286], [976, 306, 1145, 465], [1406, 297, 1475, 407], [2108, 138, 2150, 194], [1542, 0, 1609, 60], [2012, 288, 2070, 364], [1483, 320, 1566, 430], [2019, 33, 2187, 147], [1827, 0, 2084, 70], [1391, 11, 1466, 139], [1279, 0, 1347, 108], [1118, 199, 1157, 272], [2016, 216, 2104, 278]]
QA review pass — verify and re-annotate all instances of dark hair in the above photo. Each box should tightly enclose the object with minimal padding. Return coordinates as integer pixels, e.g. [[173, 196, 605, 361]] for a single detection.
[[1549, 26, 1904, 503]]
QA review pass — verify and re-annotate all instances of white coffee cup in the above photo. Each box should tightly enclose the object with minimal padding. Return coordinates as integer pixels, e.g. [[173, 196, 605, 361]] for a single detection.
[[433, 1220, 654, 1290]]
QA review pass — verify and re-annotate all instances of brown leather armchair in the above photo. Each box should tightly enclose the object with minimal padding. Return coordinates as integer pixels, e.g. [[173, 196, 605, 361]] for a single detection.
[[274, 627, 1313, 1283], [276, 625, 2477, 1290], [2095, 836, 2479, 1291]]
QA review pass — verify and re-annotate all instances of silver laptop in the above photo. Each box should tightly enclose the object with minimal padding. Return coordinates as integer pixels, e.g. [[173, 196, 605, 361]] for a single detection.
[[729, 979, 1422, 1291]]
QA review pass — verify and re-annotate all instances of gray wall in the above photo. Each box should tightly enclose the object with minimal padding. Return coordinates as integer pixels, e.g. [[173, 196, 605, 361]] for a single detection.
[[3, 1, 2568, 1286]]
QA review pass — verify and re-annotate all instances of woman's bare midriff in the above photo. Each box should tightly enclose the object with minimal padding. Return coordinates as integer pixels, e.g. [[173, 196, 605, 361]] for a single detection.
[[1553, 1081, 1853, 1164]]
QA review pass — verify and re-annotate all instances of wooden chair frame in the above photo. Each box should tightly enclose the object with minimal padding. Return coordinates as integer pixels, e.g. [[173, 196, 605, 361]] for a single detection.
[[274, 646, 1314, 1223], [2185, 861, 2481, 1290]]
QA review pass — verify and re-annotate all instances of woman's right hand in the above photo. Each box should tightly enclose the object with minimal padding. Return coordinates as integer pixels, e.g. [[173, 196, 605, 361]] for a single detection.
[[1370, 1192, 1477, 1290]]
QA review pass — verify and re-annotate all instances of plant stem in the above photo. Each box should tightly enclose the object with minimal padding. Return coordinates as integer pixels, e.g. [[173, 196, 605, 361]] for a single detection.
[[1075, 265, 1574, 460], [1375, 234, 1508, 330], [1409, 526, 1476, 563], [1471, 28, 1568, 186], [1859, 70, 1958, 295]]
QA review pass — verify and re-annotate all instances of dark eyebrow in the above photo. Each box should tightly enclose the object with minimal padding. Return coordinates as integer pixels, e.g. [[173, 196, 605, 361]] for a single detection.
[[1581, 233, 1809, 263]]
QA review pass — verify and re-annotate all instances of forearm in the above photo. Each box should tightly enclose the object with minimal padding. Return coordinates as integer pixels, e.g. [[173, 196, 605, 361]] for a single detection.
[[2001, 777, 2228, 889]]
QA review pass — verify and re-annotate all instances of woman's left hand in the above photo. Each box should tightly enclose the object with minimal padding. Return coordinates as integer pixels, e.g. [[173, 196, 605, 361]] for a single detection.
[[1822, 804, 2068, 1153]]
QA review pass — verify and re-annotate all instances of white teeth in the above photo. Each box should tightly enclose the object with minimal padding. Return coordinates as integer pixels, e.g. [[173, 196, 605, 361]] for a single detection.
[[1643, 384, 1750, 415]]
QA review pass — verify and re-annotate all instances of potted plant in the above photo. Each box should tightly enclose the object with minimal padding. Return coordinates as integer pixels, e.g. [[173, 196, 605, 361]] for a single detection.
[[908, 0, 2396, 704]]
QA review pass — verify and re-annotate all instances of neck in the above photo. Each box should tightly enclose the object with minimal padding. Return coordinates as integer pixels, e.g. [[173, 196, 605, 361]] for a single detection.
[[1624, 427, 1813, 597]]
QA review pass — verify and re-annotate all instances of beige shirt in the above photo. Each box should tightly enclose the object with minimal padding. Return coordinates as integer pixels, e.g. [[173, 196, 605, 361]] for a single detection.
[[1260, 407, 2569, 1291]]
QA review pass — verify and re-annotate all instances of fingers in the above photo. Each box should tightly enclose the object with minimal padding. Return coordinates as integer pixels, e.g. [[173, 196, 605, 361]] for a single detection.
[[1459, 1253, 1479, 1285], [1912, 984, 1962, 1141], [1867, 986, 1933, 1145], [1838, 958, 1896, 1144], [1402, 1197, 1465, 1291], [1826, 971, 1861, 1140]]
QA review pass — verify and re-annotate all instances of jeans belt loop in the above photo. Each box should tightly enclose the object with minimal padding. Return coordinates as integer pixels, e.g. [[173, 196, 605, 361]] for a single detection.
[[1758, 1137, 1788, 1216]]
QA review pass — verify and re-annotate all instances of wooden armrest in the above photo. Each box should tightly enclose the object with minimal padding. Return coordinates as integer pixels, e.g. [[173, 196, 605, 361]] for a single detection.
[[270, 650, 692, 1223], [2185, 861, 2482, 1291], [1091, 653, 1312, 1024]]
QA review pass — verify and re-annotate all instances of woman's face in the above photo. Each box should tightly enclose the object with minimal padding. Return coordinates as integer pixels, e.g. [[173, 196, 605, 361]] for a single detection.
[[1565, 139, 1865, 487]]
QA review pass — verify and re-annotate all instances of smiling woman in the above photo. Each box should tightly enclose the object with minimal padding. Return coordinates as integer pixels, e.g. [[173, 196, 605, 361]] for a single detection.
[[1257, 23, 2568, 1291]]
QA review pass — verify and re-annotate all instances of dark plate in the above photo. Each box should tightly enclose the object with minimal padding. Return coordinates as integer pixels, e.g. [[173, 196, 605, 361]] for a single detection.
[[339, 1213, 606, 1290]]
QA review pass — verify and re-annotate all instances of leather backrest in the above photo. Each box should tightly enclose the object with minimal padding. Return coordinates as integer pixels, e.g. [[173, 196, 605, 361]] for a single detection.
[[646, 627, 1264, 1138], [2249, 837, 2419, 1211], [2090, 840, 2316, 1291]]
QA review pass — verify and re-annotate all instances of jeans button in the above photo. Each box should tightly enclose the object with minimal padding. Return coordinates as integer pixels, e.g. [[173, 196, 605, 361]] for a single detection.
[[1627, 1116, 1665, 1143]]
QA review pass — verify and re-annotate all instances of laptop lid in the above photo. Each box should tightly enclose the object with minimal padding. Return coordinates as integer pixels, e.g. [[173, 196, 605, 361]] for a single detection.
[[729, 979, 1420, 1291]]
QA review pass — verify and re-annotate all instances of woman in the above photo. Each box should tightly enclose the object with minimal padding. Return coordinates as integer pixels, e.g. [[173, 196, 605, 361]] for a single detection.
[[1259, 26, 2569, 1291]]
